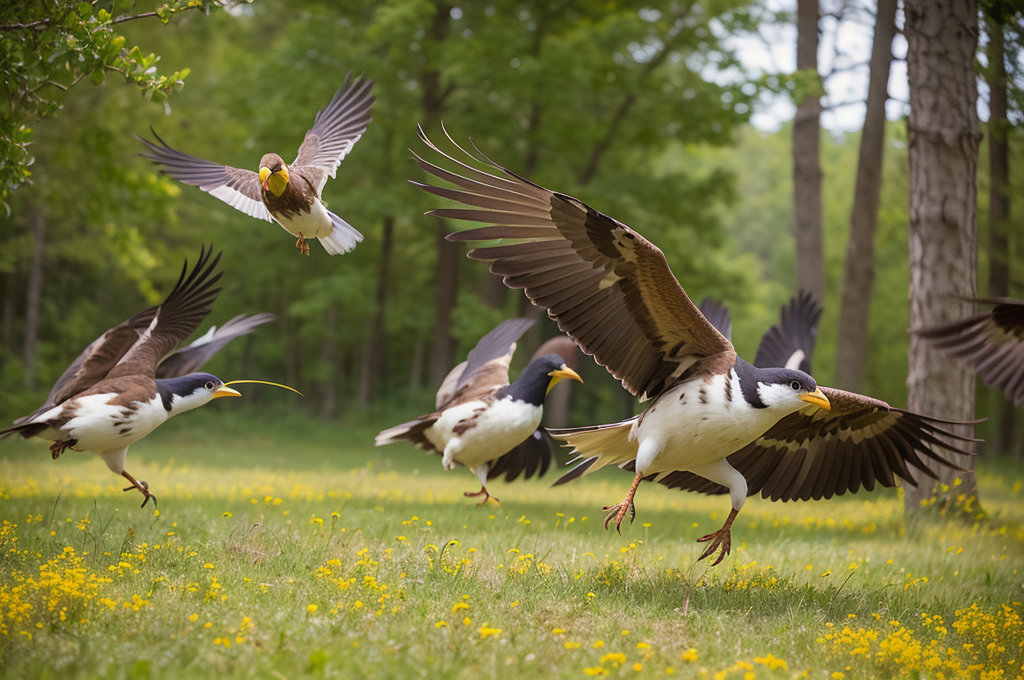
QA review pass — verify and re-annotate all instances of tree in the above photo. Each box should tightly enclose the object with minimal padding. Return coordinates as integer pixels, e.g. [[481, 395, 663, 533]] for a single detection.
[[903, 0, 981, 510], [834, 0, 898, 392]]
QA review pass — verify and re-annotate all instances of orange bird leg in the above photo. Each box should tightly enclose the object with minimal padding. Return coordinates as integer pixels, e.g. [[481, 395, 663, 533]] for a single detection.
[[464, 486, 499, 506], [121, 470, 157, 509], [696, 507, 740, 566], [295, 235, 310, 256], [603, 469, 644, 533]]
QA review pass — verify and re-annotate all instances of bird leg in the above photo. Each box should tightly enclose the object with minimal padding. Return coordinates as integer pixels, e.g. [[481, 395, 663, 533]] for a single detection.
[[295, 235, 310, 256], [121, 470, 157, 508], [49, 438, 77, 460], [464, 486, 499, 507], [696, 507, 739, 567], [603, 470, 644, 533]]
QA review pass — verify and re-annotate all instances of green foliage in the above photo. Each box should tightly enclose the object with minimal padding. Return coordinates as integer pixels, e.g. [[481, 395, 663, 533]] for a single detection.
[[0, 0, 232, 209]]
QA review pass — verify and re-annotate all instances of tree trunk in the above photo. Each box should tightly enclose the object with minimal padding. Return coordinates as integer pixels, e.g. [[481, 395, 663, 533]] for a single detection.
[[318, 302, 338, 420], [835, 0, 897, 392], [23, 208, 45, 391], [903, 0, 980, 510], [792, 0, 825, 303], [429, 217, 460, 387], [1, 271, 15, 359], [357, 217, 394, 407], [984, 11, 1016, 456]]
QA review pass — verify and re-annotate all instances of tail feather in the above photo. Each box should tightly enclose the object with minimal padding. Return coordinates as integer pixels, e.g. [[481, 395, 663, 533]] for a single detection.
[[0, 421, 48, 440], [550, 417, 639, 485], [319, 210, 363, 255], [375, 417, 437, 452]]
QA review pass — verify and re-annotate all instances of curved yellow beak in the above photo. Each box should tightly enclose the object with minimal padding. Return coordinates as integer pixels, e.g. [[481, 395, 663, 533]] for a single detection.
[[223, 379, 304, 397], [800, 387, 831, 411], [259, 166, 271, 188], [212, 385, 242, 399], [547, 366, 583, 393]]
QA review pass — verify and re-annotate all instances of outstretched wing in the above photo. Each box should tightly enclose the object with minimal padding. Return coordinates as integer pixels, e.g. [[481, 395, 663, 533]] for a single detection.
[[292, 73, 375, 193], [651, 386, 975, 501], [754, 290, 821, 373], [155, 313, 275, 378], [487, 428, 556, 482], [697, 297, 732, 342], [104, 247, 223, 380], [915, 298, 1024, 406], [415, 127, 734, 401], [137, 130, 272, 221], [435, 317, 536, 408]]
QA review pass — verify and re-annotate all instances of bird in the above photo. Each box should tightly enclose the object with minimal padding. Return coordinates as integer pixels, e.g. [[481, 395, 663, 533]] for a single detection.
[[375, 317, 582, 505], [138, 72, 374, 256], [0, 247, 264, 507], [914, 298, 1024, 406], [411, 128, 973, 564]]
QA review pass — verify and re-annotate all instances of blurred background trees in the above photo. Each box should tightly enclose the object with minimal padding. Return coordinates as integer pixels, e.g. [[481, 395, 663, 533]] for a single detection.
[[1, 0, 1022, 470]]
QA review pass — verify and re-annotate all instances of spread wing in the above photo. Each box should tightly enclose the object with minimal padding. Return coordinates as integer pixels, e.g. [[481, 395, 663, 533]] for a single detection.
[[104, 247, 223, 380], [754, 290, 821, 373], [415, 127, 734, 401], [697, 297, 732, 342], [292, 73, 375, 193], [915, 298, 1024, 406], [487, 427, 556, 482], [155, 313, 275, 379], [435, 317, 536, 409], [650, 386, 975, 501], [137, 130, 272, 222]]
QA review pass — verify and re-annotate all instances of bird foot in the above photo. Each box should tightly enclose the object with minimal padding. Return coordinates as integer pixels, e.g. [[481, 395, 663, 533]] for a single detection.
[[295, 235, 310, 256], [464, 486, 499, 506], [602, 499, 636, 533], [122, 471, 157, 508], [50, 438, 77, 460], [695, 508, 739, 567]]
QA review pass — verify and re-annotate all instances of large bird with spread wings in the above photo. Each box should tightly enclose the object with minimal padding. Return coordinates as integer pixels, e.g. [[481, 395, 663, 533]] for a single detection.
[[412, 128, 973, 565]]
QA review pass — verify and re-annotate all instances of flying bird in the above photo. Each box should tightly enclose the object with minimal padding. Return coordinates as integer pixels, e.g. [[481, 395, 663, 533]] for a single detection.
[[915, 298, 1024, 406], [412, 129, 972, 564], [375, 317, 582, 505], [1, 247, 269, 507], [138, 73, 374, 256]]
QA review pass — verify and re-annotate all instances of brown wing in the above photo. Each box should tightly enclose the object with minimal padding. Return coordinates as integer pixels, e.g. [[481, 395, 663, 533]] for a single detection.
[[915, 298, 1024, 406], [137, 130, 272, 221], [697, 297, 733, 342], [104, 247, 223, 380], [754, 290, 821, 374], [292, 73, 375, 193], [155, 313, 274, 378], [652, 386, 975, 501], [414, 127, 734, 400], [434, 317, 537, 409]]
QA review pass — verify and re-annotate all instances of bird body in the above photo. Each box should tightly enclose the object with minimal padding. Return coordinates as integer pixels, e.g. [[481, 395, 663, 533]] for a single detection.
[[427, 395, 543, 476]]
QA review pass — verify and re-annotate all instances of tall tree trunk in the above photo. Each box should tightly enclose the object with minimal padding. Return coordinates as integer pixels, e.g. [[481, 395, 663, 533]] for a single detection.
[[318, 302, 338, 420], [23, 208, 45, 391], [984, 11, 1016, 455], [1, 271, 15, 359], [792, 0, 825, 303], [429, 218, 460, 387], [835, 0, 898, 391], [357, 217, 394, 407], [903, 0, 981, 510]]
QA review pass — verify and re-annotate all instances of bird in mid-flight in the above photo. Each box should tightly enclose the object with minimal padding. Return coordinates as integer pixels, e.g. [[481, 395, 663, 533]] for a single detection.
[[375, 317, 582, 505], [0, 247, 271, 507], [139, 73, 374, 256], [412, 128, 972, 565]]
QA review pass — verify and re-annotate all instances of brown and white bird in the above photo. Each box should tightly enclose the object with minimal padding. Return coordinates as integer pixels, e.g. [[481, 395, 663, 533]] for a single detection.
[[915, 298, 1024, 406], [412, 129, 972, 564], [0, 247, 264, 507], [138, 73, 374, 256], [375, 317, 582, 505]]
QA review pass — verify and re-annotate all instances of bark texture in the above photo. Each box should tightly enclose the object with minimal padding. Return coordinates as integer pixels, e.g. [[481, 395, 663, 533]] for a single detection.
[[835, 0, 897, 392], [904, 0, 980, 509], [357, 217, 394, 408], [23, 208, 44, 391], [792, 0, 825, 303]]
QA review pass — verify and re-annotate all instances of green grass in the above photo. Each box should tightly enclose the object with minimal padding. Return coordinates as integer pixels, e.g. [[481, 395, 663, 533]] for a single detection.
[[1, 414, 1022, 679]]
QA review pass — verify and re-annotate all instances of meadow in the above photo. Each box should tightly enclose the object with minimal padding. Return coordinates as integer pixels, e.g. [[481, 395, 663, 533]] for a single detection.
[[0, 411, 1021, 679]]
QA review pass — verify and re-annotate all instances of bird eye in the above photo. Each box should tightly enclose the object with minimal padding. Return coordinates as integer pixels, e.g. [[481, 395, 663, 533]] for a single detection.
[[790, 381, 801, 391], [205, 381, 215, 390]]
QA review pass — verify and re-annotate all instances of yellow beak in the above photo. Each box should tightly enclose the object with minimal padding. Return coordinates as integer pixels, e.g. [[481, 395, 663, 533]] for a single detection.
[[211, 385, 242, 399], [259, 166, 271, 188], [547, 366, 583, 393], [800, 387, 831, 411]]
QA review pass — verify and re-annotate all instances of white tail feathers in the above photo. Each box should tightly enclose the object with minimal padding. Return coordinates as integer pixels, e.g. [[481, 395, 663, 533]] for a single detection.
[[551, 417, 639, 484], [375, 420, 418, 446], [319, 210, 364, 255]]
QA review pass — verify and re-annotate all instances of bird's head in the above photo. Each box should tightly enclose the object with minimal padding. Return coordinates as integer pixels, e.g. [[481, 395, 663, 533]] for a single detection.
[[506, 353, 583, 407], [755, 368, 830, 412], [258, 153, 289, 197], [156, 373, 241, 416]]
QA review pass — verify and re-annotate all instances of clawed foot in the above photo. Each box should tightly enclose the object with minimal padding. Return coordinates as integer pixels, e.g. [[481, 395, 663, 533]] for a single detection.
[[695, 508, 739, 567], [122, 471, 157, 508], [50, 438, 77, 460], [464, 486, 499, 506], [602, 500, 636, 533], [295, 236, 310, 256]]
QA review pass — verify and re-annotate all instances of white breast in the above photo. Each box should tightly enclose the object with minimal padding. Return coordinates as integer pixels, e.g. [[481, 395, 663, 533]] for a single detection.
[[427, 397, 543, 469], [271, 197, 333, 239], [55, 393, 168, 453]]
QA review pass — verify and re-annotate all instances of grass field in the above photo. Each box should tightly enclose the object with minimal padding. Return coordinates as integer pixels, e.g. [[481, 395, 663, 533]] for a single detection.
[[1, 412, 1022, 679]]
